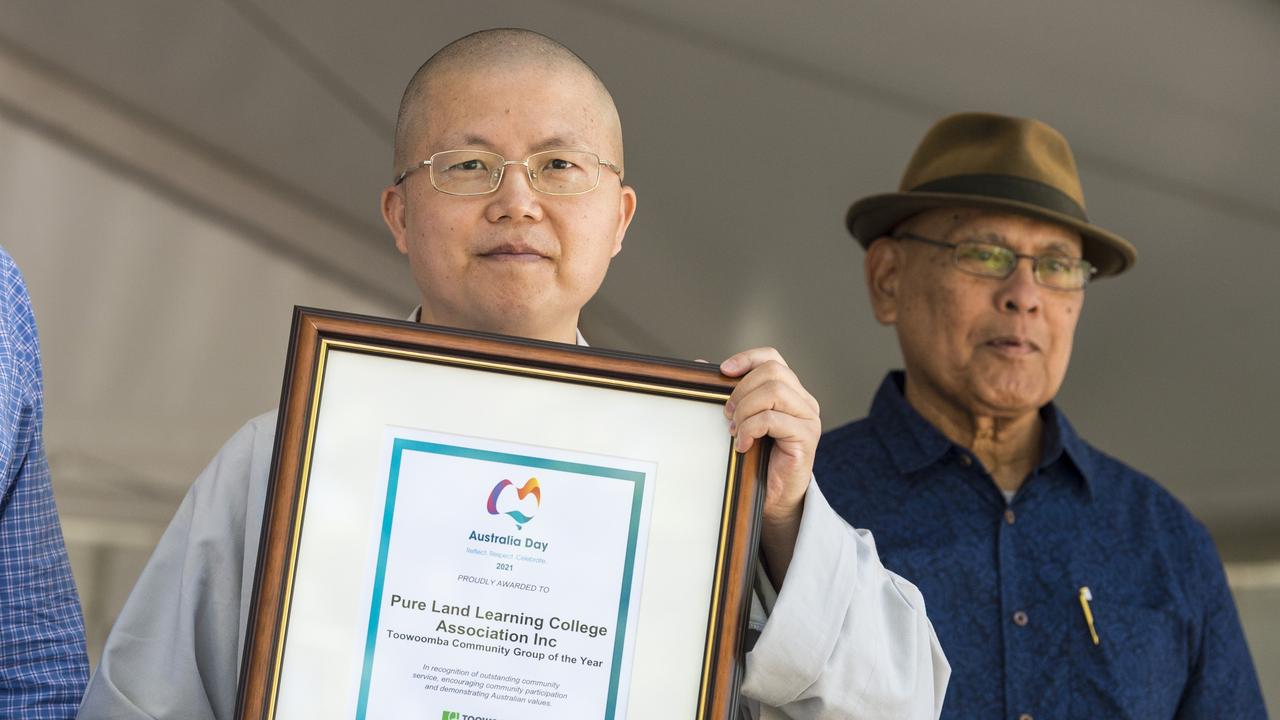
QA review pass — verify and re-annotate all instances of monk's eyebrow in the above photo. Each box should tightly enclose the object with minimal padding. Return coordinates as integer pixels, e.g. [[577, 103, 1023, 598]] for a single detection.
[[458, 133, 493, 148], [440, 134, 587, 154], [529, 136, 581, 152]]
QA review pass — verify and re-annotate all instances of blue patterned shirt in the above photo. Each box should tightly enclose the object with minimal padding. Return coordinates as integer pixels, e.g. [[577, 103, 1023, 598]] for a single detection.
[[816, 372, 1266, 720], [0, 247, 88, 717]]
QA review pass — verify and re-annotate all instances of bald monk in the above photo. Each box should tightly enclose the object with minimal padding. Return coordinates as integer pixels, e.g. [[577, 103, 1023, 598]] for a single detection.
[[77, 29, 948, 720]]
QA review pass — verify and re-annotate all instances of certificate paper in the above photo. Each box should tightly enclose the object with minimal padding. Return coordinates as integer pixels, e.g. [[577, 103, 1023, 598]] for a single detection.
[[354, 427, 656, 720]]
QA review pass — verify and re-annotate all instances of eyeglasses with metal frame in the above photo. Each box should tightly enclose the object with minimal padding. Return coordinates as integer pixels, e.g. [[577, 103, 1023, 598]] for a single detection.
[[393, 148, 624, 196], [892, 231, 1096, 290]]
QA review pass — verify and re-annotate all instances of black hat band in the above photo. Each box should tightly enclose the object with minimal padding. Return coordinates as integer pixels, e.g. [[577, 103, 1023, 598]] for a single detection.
[[912, 174, 1089, 223]]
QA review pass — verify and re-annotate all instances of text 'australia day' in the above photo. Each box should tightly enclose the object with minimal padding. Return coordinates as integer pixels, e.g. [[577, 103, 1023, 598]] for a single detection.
[[470, 530, 549, 552]]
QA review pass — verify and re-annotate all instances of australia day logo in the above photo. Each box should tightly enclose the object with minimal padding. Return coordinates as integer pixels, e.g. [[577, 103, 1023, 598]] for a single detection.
[[486, 477, 541, 529]]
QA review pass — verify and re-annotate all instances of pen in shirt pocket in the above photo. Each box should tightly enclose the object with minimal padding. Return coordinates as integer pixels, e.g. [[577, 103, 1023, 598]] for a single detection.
[[1078, 586, 1100, 646]]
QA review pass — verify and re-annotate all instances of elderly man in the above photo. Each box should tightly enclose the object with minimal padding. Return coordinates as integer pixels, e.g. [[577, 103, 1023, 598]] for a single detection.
[[815, 112, 1265, 719], [78, 29, 947, 720], [0, 247, 89, 718]]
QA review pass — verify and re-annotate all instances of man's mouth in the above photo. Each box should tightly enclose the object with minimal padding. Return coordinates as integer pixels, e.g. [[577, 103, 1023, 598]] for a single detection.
[[478, 242, 550, 261], [984, 336, 1040, 355]]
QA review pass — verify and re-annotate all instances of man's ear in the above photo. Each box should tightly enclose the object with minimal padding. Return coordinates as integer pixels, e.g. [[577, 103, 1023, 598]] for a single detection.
[[380, 185, 410, 255], [610, 185, 638, 257], [865, 236, 902, 325]]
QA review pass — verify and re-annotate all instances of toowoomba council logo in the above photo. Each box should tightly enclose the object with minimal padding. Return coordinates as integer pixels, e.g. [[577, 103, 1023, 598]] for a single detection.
[[441, 711, 498, 720], [485, 477, 541, 529]]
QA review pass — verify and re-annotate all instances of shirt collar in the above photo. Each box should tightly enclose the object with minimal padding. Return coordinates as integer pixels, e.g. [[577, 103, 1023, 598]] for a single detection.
[[869, 372, 954, 475], [869, 371, 1095, 493], [1041, 403, 1096, 493], [407, 306, 588, 347]]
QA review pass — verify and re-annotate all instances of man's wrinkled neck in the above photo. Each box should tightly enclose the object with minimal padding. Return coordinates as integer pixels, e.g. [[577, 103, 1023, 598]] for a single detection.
[[902, 369, 1043, 493]]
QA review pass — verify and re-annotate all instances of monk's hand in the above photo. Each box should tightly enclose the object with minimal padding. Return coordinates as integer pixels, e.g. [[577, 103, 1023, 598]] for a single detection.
[[721, 347, 821, 584]]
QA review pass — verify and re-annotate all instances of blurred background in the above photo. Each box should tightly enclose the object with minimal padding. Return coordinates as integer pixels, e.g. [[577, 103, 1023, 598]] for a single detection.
[[0, 0, 1276, 706]]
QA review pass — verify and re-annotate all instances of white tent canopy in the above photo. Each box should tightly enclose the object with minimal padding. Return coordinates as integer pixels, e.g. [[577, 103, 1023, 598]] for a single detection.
[[0, 0, 1275, 697]]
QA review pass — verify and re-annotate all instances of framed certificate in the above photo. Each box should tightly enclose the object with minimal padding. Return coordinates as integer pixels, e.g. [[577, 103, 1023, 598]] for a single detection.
[[236, 308, 765, 720]]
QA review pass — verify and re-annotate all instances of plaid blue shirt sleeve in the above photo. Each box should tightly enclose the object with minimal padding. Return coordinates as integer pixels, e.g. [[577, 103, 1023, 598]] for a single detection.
[[0, 247, 89, 717]]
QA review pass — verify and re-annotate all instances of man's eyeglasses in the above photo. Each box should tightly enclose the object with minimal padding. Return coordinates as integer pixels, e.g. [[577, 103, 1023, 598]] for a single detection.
[[893, 232, 1096, 291], [394, 149, 623, 196]]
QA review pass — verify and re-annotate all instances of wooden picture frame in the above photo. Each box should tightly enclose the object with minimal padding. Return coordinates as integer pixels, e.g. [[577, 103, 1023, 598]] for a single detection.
[[235, 308, 765, 720]]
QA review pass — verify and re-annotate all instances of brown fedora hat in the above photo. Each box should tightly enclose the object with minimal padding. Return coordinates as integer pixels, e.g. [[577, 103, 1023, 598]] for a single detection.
[[846, 112, 1136, 277]]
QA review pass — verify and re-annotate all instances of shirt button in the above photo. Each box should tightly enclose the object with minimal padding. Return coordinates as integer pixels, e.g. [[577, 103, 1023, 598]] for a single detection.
[[959, 454, 972, 467], [1013, 610, 1029, 626], [1004, 509, 1016, 525], [1019, 714, 1034, 720]]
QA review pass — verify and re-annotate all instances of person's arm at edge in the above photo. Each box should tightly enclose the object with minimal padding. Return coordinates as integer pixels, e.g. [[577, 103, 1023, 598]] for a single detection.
[[0, 248, 89, 718]]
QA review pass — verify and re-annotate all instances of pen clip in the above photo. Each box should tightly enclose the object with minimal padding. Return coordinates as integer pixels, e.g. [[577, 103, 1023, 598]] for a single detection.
[[1078, 586, 1100, 646]]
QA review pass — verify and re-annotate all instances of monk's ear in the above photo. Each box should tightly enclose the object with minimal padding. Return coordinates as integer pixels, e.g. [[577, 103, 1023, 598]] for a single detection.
[[610, 184, 637, 257], [865, 236, 902, 325], [381, 185, 410, 255]]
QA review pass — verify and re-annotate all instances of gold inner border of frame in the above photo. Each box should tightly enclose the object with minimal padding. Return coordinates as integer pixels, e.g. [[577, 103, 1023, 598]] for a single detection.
[[696, 450, 739, 718], [266, 337, 739, 719]]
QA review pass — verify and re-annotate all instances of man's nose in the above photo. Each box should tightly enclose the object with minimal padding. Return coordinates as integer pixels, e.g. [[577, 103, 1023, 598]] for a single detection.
[[995, 257, 1042, 314], [485, 163, 544, 223]]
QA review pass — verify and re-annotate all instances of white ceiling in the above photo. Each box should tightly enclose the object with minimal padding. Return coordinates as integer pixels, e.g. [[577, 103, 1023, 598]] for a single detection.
[[0, 0, 1277, 557]]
